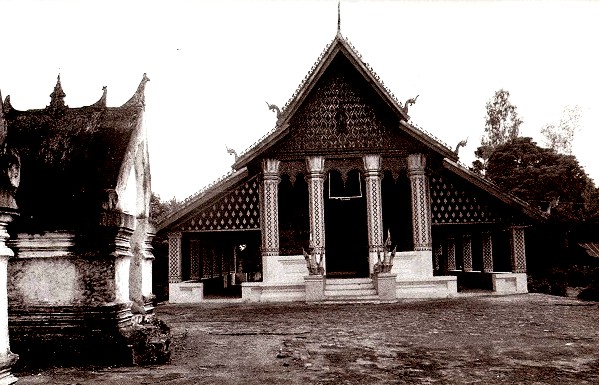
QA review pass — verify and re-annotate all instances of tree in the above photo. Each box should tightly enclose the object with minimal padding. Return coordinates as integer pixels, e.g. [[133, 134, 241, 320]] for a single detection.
[[150, 193, 181, 226], [472, 89, 523, 174], [541, 105, 582, 155], [486, 137, 596, 223]]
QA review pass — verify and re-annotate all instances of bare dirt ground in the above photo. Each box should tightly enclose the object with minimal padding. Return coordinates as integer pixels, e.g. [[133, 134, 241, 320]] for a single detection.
[[15, 293, 599, 385]]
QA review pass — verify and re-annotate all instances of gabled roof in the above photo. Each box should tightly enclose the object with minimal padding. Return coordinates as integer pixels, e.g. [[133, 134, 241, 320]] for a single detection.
[[159, 31, 547, 233], [442, 158, 548, 223], [157, 167, 249, 231], [233, 32, 458, 170]]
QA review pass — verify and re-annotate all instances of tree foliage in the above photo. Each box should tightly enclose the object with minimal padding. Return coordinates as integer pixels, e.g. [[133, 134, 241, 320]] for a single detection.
[[486, 137, 599, 223], [473, 89, 523, 174], [150, 193, 181, 226], [540, 105, 582, 155]]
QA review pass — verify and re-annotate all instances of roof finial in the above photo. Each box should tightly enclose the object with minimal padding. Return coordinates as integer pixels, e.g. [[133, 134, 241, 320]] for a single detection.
[[337, 1, 341, 35]]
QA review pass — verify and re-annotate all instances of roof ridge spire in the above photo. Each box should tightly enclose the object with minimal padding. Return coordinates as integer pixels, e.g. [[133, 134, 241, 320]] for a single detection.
[[337, 1, 341, 35]]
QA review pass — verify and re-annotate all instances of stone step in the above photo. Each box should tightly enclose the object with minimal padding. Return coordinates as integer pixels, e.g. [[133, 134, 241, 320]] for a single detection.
[[324, 289, 378, 297], [323, 295, 381, 304], [326, 278, 372, 285], [324, 278, 377, 298], [325, 282, 375, 291]]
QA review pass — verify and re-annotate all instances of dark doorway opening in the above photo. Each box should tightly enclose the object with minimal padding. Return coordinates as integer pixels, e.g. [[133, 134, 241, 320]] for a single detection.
[[182, 231, 261, 299], [324, 170, 369, 278]]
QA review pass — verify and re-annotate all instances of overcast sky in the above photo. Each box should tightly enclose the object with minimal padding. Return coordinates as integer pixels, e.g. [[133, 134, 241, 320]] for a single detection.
[[1, 0, 598, 201]]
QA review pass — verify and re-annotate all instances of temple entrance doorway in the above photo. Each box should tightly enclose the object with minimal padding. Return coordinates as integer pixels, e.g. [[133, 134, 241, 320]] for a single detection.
[[324, 170, 369, 278]]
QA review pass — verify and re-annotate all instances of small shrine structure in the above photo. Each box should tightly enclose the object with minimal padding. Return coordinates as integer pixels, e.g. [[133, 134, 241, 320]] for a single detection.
[[0, 74, 169, 375], [157, 29, 546, 304]]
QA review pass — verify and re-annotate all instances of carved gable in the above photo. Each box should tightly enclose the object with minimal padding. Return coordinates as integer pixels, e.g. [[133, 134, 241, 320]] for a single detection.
[[270, 55, 424, 158]]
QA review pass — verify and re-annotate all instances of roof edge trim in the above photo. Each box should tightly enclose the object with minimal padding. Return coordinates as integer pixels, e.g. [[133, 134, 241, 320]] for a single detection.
[[157, 167, 249, 231], [442, 158, 548, 223]]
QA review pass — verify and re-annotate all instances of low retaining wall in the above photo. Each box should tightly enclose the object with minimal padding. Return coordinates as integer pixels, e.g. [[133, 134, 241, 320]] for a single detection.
[[169, 281, 203, 303]]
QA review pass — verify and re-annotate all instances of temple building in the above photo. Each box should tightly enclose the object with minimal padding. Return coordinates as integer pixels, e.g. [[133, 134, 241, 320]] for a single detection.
[[157, 29, 546, 303]]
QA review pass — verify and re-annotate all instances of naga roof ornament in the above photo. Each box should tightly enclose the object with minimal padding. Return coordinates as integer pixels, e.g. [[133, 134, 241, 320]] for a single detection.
[[122, 73, 150, 109], [92, 86, 108, 108]]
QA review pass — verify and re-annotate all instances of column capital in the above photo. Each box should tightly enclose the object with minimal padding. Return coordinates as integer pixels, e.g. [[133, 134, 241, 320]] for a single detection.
[[507, 224, 528, 230], [363, 154, 382, 173], [407, 153, 427, 175], [167, 231, 182, 240], [261, 158, 280, 178], [0, 212, 15, 259], [305, 156, 325, 176]]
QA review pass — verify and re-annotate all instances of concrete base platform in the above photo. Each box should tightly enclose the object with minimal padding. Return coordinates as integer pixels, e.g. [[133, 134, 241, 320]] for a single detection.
[[169, 281, 203, 303], [396, 276, 457, 298], [492, 273, 528, 294], [242, 282, 305, 302]]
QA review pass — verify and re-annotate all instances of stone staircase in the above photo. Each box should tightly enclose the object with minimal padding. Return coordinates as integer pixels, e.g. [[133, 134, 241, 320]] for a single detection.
[[323, 278, 380, 303]]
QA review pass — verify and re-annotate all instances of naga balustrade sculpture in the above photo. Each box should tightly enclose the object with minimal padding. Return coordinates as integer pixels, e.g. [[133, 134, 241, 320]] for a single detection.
[[374, 230, 396, 274], [303, 246, 324, 276]]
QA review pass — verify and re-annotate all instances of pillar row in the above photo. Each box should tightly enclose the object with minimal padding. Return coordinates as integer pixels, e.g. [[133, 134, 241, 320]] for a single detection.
[[433, 243, 442, 273], [363, 155, 383, 274], [462, 234, 473, 272], [509, 226, 527, 273], [446, 237, 456, 271], [306, 156, 326, 259], [0, 212, 18, 384], [407, 154, 432, 251], [482, 231, 494, 273], [260, 159, 280, 283], [167, 232, 183, 283]]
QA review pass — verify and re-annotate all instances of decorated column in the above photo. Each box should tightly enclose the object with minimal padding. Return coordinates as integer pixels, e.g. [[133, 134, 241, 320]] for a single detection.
[[363, 154, 384, 274], [167, 232, 183, 283], [482, 231, 494, 273], [141, 227, 156, 313], [433, 243, 442, 273], [306, 156, 326, 272], [462, 234, 473, 272], [509, 226, 527, 273], [259, 158, 281, 283], [446, 237, 456, 271], [407, 154, 432, 251], [0, 211, 18, 385]]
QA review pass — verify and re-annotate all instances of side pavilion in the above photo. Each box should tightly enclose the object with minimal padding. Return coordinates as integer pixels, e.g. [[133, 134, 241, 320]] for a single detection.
[[157, 31, 546, 303]]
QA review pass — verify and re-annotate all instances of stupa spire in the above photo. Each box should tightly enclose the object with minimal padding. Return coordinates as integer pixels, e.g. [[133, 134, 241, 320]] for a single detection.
[[49, 74, 67, 109]]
